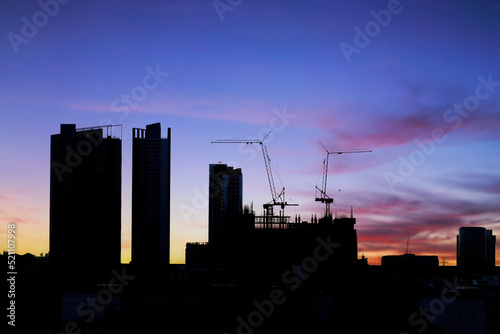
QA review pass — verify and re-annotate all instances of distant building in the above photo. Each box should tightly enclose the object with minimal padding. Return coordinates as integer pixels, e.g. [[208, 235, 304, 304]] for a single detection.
[[185, 242, 209, 267], [381, 254, 439, 271], [208, 164, 243, 246], [185, 164, 248, 267], [132, 123, 171, 267], [457, 227, 496, 271], [50, 124, 121, 270]]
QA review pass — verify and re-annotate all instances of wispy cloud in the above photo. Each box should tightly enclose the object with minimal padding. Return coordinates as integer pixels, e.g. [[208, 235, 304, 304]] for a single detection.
[[315, 77, 500, 152]]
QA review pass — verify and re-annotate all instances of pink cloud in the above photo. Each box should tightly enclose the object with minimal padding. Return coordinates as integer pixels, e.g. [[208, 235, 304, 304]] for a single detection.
[[314, 78, 500, 152]]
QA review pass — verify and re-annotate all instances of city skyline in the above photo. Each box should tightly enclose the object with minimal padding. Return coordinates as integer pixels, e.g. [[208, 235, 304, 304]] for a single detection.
[[1, 0, 499, 265], [5, 120, 498, 266]]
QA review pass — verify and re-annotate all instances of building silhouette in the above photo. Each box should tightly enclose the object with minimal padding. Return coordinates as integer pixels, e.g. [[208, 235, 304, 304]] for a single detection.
[[381, 254, 439, 272], [457, 226, 496, 271], [204, 164, 246, 266], [50, 124, 121, 270], [186, 163, 361, 276], [249, 214, 359, 275], [208, 163, 243, 245], [132, 123, 171, 267]]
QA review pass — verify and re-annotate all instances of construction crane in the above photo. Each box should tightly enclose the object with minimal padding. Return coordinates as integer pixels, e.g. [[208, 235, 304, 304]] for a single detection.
[[212, 131, 298, 220], [315, 142, 371, 218]]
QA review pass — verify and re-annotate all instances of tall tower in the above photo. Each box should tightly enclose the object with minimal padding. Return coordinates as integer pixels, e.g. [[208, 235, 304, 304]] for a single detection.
[[486, 229, 496, 268], [208, 164, 242, 246], [132, 123, 171, 267], [50, 124, 122, 271], [457, 227, 496, 271]]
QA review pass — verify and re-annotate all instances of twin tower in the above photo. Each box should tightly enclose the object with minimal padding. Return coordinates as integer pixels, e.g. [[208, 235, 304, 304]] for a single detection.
[[49, 123, 170, 272]]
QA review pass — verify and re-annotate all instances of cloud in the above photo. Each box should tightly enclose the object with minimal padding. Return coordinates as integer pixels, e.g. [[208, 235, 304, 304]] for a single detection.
[[348, 175, 500, 259], [49, 92, 286, 128], [0, 194, 11, 201], [315, 78, 500, 152]]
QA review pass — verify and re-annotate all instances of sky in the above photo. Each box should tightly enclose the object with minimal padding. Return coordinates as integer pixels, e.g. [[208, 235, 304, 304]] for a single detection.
[[1, 0, 499, 265]]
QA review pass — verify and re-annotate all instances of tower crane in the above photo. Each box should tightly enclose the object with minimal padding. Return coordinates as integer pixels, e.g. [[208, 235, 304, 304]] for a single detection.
[[212, 131, 298, 221], [315, 142, 371, 218]]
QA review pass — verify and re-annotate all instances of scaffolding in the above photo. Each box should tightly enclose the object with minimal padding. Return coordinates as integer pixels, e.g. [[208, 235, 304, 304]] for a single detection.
[[77, 124, 122, 139], [255, 213, 291, 229]]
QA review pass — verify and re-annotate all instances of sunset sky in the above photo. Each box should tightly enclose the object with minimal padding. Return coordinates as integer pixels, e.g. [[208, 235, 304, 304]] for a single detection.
[[1, 0, 499, 265]]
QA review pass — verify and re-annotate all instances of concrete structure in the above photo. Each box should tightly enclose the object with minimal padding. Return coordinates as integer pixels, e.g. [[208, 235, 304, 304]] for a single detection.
[[208, 164, 243, 246], [457, 227, 496, 271], [187, 164, 360, 273], [50, 124, 121, 270], [381, 254, 439, 270], [132, 123, 171, 266]]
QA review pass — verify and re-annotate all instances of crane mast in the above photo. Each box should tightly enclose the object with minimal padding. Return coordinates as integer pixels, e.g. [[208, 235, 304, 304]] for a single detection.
[[316, 142, 371, 218], [261, 143, 279, 204], [212, 131, 297, 223]]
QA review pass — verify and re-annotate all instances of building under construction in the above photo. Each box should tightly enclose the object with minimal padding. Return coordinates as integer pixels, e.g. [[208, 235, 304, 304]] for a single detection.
[[185, 163, 360, 284], [185, 137, 369, 284]]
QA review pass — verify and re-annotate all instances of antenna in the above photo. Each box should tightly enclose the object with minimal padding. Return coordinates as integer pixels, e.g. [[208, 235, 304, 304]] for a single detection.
[[405, 231, 411, 255]]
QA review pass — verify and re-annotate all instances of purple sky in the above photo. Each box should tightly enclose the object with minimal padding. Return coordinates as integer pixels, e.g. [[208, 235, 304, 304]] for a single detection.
[[1, 0, 499, 264]]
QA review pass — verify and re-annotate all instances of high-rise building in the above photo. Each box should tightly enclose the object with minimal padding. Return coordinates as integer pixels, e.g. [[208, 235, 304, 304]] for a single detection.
[[50, 124, 121, 270], [208, 164, 243, 246], [457, 227, 496, 271], [132, 123, 170, 266], [486, 229, 496, 268]]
